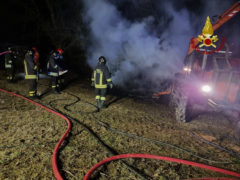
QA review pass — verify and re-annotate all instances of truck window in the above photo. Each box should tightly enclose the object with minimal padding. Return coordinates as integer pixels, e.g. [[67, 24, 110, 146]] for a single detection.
[[205, 55, 214, 71], [216, 57, 229, 69]]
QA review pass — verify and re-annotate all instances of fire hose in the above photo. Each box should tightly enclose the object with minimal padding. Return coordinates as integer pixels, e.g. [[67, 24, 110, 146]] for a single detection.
[[1, 88, 240, 179], [83, 154, 240, 180], [0, 88, 71, 180], [49, 92, 240, 179], [190, 131, 240, 158], [61, 93, 236, 163], [0, 51, 10, 56]]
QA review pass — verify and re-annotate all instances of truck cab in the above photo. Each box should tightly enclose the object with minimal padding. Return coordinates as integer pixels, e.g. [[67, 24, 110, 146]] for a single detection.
[[171, 46, 240, 122]]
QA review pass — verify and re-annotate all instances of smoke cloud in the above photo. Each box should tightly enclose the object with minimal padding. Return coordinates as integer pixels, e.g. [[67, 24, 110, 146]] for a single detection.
[[82, 0, 237, 93]]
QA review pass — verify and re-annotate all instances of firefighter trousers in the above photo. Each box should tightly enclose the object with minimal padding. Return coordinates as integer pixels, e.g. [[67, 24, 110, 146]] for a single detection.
[[50, 76, 59, 90], [27, 79, 37, 96], [95, 88, 107, 101], [6, 68, 15, 81], [50, 76, 64, 91]]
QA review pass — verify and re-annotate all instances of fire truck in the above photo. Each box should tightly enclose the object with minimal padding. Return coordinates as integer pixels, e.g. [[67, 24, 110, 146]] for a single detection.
[[153, 2, 240, 122]]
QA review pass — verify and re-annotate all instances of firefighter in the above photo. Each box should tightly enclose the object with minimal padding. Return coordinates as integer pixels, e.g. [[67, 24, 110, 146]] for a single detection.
[[5, 47, 16, 82], [24, 48, 39, 98], [32, 47, 40, 69], [47, 48, 64, 93], [91, 56, 113, 110]]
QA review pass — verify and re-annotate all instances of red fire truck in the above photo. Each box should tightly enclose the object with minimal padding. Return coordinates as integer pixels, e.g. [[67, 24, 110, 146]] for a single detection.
[[153, 2, 240, 122]]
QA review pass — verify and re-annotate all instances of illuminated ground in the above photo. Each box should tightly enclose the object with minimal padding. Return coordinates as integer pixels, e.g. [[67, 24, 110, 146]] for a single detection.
[[0, 71, 239, 179]]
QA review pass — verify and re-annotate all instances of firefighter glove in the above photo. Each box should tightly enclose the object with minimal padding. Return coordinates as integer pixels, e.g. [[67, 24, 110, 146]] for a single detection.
[[108, 82, 113, 89], [91, 81, 95, 87], [34, 65, 38, 71]]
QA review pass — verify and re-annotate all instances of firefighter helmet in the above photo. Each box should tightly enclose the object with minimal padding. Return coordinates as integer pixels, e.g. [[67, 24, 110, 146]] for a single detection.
[[32, 47, 37, 51], [56, 48, 63, 54], [98, 56, 106, 64]]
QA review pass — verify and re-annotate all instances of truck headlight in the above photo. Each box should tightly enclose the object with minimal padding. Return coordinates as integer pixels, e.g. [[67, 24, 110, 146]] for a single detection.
[[183, 67, 191, 72], [201, 85, 212, 93]]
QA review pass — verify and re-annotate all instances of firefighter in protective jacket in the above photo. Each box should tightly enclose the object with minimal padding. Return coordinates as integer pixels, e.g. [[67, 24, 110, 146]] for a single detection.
[[91, 56, 113, 110], [5, 47, 17, 82], [24, 48, 39, 97], [47, 48, 64, 93]]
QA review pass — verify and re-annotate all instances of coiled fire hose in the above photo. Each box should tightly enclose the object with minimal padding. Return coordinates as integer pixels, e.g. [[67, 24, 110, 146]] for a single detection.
[[1, 88, 240, 179]]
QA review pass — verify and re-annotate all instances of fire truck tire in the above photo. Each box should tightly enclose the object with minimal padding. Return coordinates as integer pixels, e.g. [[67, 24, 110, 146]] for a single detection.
[[170, 84, 188, 122]]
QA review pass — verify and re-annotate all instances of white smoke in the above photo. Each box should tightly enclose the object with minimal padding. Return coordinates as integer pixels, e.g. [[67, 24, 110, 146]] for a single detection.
[[82, 0, 235, 93]]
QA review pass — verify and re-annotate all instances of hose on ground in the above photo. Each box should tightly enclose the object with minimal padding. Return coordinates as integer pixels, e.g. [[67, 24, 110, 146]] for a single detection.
[[0, 88, 71, 180], [1, 88, 239, 179], [48, 97, 150, 180], [190, 131, 240, 158], [83, 154, 240, 180], [61, 92, 233, 164], [48, 92, 240, 179]]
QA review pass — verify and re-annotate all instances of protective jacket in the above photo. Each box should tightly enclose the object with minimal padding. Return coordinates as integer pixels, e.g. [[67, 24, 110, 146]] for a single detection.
[[24, 51, 37, 79], [92, 63, 112, 88], [47, 52, 63, 77], [5, 51, 17, 81], [5, 49, 18, 67], [5, 53, 13, 69]]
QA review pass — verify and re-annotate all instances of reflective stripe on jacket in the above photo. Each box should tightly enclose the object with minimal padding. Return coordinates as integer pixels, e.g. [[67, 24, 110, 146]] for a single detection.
[[24, 53, 37, 79], [92, 63, 112, 89], [5, 53, 13, 69], [48, 72, 59, 77], [47, 53, 63, 77]]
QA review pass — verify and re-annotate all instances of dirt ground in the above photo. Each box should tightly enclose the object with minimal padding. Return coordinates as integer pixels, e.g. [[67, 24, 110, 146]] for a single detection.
[[0, 71, 240, 180]]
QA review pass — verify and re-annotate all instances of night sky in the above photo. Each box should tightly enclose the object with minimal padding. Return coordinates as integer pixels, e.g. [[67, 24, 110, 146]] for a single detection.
[[0, 0, 83, 46], [0, 0, 238, 47], [0, 0, 239, 86], [0, 0, 86, 73]]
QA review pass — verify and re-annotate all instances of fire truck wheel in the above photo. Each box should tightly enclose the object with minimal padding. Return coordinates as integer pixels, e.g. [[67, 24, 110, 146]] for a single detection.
[[170, 84, 188, 122]]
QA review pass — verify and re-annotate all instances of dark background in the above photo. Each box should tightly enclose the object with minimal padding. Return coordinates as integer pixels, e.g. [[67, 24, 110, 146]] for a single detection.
[[0, 0, 239, 77], [0, 0, 88, 75]]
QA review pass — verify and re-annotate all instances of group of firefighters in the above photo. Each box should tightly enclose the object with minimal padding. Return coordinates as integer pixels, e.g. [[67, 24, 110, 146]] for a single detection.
[[23, 47, 65, 97], [4, 47, 113, 111]]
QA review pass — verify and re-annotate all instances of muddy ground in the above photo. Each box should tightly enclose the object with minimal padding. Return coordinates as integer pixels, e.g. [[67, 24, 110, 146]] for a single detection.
[[0, 71, 240, 180]]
